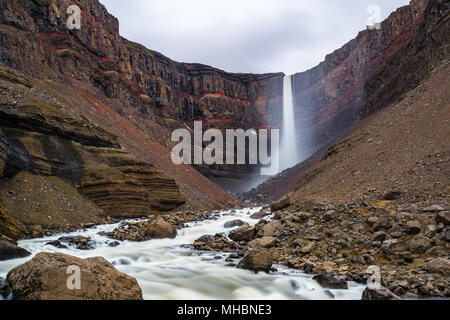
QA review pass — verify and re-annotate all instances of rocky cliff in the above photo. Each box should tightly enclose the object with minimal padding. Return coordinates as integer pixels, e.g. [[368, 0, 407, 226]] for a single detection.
[[0, 0, 448, 197]]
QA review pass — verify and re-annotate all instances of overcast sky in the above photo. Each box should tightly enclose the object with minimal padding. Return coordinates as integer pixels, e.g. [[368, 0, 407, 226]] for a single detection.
[[100, 0, 410, 75]]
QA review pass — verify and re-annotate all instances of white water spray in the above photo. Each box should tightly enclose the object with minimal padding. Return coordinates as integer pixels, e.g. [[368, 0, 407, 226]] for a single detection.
[[279, 75, 299, 172]]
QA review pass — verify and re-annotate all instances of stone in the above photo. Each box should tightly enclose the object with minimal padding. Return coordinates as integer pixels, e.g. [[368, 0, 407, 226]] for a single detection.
[[145, 217, 176, 239], [0, 240, 31, 261], [270, 196, 290, 212], [313, 273, 348, 289], [224, 220, 245, 228], [361, 286, 402, 300], [372, 231, 387, 242], [435, 211, 450, 225], [0, 276, 10, 298], [45, 240, 68, 249], [407, 236, 431, 254], [58, 236, 96, 250], [237, 249, 272, 273], [423, 205, 446, 212], [300, 242, 316, 254], [250, 210, 271, 219], [262, 221, 283, 237], [248, 237, 277, 249], [424, 258, 450, 276], [6, 252, 143, 300], [382, 191, 402, 200], [406, 221, 422, 235], [229, 224, 255, 242]]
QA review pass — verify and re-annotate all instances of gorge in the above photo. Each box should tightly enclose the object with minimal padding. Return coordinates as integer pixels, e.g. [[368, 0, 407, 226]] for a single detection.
[[0, 0, 449, 301]]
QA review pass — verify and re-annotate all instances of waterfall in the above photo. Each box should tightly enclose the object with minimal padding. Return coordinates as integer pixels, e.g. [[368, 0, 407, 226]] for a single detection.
[[279, 75, 298, 172]]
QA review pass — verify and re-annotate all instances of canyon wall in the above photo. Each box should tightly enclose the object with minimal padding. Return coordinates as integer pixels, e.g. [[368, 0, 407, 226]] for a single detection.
[[0, 0, 448, 196]]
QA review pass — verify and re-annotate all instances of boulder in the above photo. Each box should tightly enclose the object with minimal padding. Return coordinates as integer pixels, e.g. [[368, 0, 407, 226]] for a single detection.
[[270, 196, 290, 212], [144, 217, 176, 239], [423, 205, 446, 212], [57, 236, 96, 250], [406, 221, 422, 235], [435, 211, 450, 225], [229, 224, 255, 242], [248, 237, 277, 249], [372, 231, 387, 242], [262, 221, 283, 237], [193, 235, 236, 252], [6, 252, 143, 300], [237, 249, 272, 273], [313, 273, 348, 289], [0, 240, 31, 261], [424, 258, 450, 276], [0, 276, 11, 298], [362, 286, 402, 300], [250, 210, 271, 219], [407, 236, 431, 253], [224, 220, 245, 228]]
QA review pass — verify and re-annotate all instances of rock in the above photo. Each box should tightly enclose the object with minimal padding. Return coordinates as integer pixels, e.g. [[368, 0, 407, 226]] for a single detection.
[[407, 236, 431, 254], [237, 249, 272, 273], [229, 224, 255, 242], [435, 211, 450, 225], [424, 258, 450, 276], [372, 231, 387, 242], [248, 237, 277, 249], [423, 205, 445, 212], [250, 210, 271, 219], [262, 221, 283, 237], [270, 196, 290, 212], [0, 276, 11, 298], [45, 240, 68, 249], [382, 191, 402, 200], [406, 221, 422, 234], [362, 286, 402, 300], [144, 218, 176, 239], [58, 236, 96, 250], [373, 216, 393, 231], [300, 242, 316, 254], [367, 217, 379, 227], [0, 240, 31, 261], [313, 273, 348, 289], [193, 235, 235, 252], [224, 220, 245, 228], [6, 252, 143, 300]]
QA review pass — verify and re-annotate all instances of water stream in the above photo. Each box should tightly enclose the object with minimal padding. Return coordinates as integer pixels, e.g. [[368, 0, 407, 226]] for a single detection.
[[0, 208, 364, 300]]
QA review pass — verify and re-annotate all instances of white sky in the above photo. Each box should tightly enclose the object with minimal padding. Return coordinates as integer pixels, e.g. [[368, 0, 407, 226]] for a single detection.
[[100, 0, 410, 75]]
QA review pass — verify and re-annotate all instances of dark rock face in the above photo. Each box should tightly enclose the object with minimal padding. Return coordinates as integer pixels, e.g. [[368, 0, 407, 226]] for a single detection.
[[0, 239, 30, 261], [313, 273, 348, 290], [362, 286, 402, 300]]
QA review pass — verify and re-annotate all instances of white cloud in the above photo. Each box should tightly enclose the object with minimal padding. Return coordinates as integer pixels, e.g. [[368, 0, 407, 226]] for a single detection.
[[100, 0, 410, 74]]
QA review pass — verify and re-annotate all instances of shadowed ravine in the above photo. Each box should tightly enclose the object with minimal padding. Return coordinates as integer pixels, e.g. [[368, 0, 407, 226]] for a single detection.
[[0, 208, 364, 300]]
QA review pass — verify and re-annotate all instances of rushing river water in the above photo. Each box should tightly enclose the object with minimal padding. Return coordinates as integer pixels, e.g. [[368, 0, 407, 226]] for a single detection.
[[0, 208, 365, 300]]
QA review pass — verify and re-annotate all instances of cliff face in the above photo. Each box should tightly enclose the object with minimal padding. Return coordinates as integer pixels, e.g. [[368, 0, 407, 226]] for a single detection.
[[0, 65, 187, 239], [0, 0, 448, 196], [291, 0, 449, 152]]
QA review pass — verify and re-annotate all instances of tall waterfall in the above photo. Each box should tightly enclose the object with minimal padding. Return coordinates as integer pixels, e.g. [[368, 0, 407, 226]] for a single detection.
[[279, 75, 298, 172]]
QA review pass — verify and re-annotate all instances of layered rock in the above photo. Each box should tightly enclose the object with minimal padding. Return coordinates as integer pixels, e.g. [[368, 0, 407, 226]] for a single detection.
[[0, 64, 185, 237]]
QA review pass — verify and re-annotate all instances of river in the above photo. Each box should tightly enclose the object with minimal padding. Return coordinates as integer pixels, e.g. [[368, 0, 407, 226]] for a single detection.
[[0, 207, 365, 300]]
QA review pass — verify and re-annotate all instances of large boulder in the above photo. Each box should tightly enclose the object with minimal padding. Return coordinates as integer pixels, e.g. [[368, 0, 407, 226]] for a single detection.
[[6, 252, 143, 300], [224, 220, 245, 228], [270, 196, 290, 212], [229, 224, 255, 242], [0, 240, 31, 261], [262, 221, 283, 237], [424, 258, 450, 276], [144, 217, 176, 239], [362, 286, 402, 300], [313, 273, 348, 289], [237, 249, 272, 273], [248, 237, 277, 249], [407, 236, 431, 253]]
